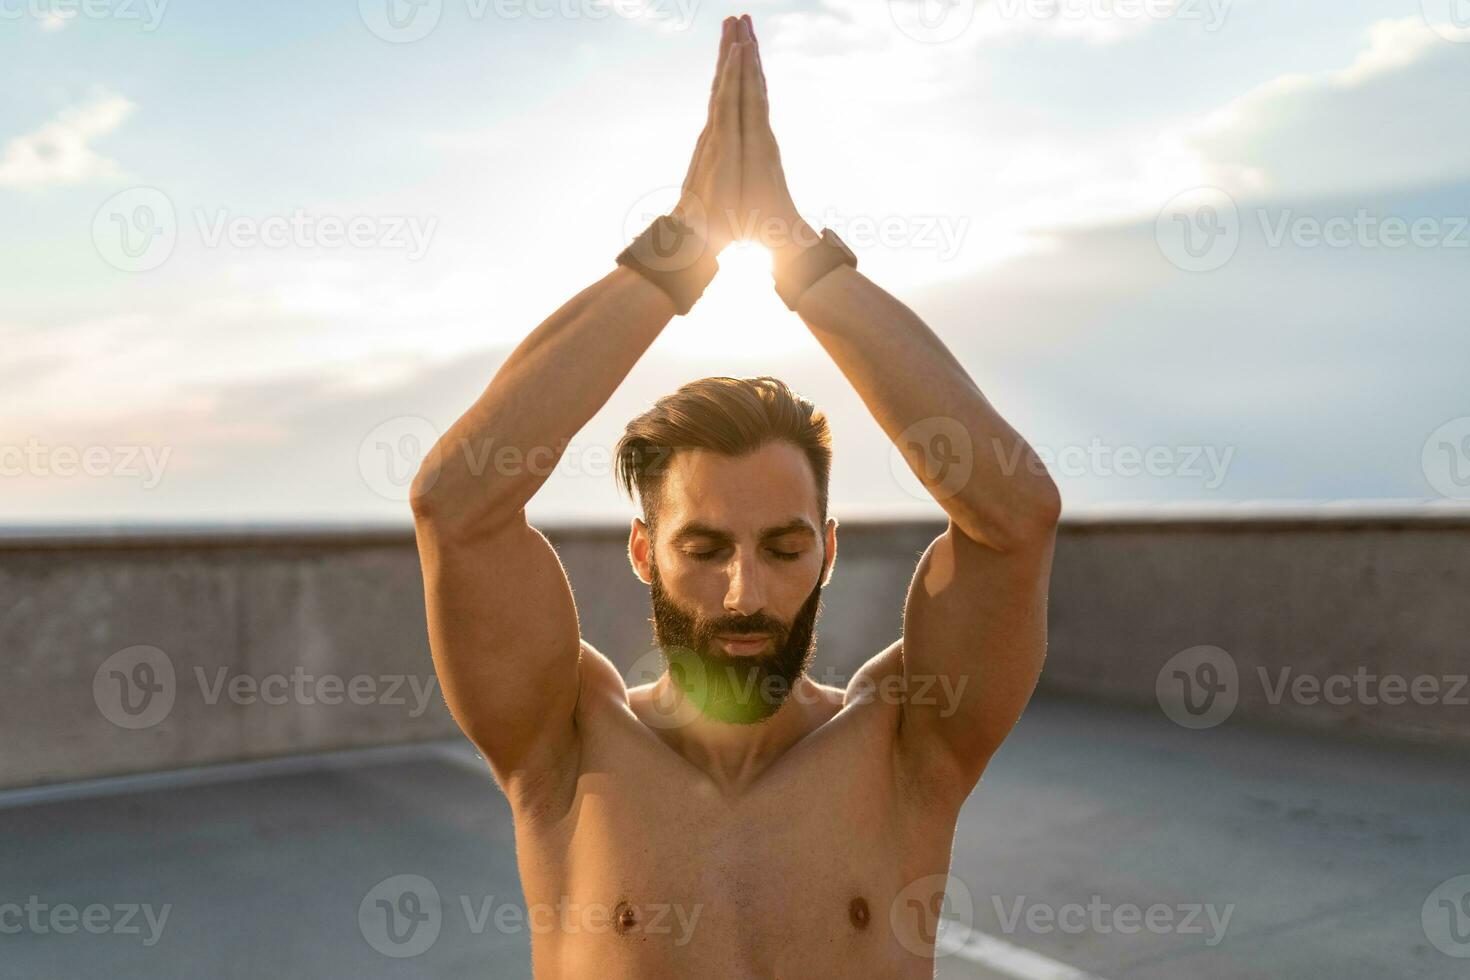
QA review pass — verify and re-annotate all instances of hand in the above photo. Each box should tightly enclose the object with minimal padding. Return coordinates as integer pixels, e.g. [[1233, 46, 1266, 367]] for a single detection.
[[735, 16, 818, 258], [674, 17, 744, 256]]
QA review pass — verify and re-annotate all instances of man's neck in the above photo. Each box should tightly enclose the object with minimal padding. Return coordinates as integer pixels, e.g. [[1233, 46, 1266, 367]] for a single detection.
[[648, 673, 834, 793]]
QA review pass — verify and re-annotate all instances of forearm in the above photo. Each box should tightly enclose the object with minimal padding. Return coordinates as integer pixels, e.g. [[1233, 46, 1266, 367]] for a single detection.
[[791, 259, 1061, 550], [412, 263, 676, 534]]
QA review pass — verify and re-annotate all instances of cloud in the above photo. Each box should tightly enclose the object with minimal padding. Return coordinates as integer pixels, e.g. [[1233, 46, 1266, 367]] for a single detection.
[[1185, 17, 1470, 199], [0, 94, 136, 189], [958, 15, 1470, 265]]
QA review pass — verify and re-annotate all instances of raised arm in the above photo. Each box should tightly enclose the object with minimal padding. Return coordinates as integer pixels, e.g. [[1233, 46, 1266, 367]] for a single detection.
[[409, 21, 744, 797], [736, 17, 1062, 794]]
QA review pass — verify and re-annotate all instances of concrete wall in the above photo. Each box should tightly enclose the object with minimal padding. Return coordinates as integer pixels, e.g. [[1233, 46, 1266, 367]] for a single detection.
[[3, 510, 1467, 789]]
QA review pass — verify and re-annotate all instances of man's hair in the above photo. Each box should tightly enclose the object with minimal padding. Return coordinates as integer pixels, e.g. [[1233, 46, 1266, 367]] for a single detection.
[[614, 376, 832, 535]]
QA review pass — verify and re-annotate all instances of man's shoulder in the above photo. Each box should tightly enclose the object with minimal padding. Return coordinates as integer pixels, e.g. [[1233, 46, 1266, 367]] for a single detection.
[[574, 639, 632, 714], [842, 638, 905, 708]]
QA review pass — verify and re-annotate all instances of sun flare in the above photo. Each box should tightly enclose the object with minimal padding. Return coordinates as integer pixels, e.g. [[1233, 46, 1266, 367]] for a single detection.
[[662, 241, 821, 358]]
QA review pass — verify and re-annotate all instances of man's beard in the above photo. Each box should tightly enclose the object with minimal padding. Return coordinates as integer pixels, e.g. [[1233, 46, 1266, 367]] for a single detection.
[[648, 553, 824, 726]]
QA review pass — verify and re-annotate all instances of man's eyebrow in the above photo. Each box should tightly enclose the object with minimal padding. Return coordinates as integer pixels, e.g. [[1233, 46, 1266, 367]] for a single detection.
[[671, 519, 818, 544]]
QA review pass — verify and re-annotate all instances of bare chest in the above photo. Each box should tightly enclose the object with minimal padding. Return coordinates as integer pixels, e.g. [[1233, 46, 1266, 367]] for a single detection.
[[513, 718, 959, 979]]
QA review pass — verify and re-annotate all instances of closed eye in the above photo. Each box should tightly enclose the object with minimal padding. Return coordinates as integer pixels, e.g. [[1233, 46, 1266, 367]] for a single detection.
[[687, 549, 802, 562]]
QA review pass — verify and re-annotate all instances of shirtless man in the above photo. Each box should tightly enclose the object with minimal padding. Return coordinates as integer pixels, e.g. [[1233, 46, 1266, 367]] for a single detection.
[[409, 14, 1061, 977]]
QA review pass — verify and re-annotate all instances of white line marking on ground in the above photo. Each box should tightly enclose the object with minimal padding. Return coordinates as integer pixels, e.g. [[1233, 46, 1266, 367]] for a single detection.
[[939, 919, 1110, 980]]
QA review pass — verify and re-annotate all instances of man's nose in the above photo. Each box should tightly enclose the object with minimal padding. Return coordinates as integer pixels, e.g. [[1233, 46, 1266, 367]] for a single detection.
[[723, 550, 768, 615]]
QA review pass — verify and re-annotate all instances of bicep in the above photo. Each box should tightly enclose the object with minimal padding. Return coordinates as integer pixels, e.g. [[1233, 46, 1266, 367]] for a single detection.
[[415, 512, 583, 787], [897, 520, 1055, 791]]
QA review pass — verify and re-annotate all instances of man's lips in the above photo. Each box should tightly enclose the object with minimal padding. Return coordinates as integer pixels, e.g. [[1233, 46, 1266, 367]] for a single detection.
[[716, 634, 771, 654]]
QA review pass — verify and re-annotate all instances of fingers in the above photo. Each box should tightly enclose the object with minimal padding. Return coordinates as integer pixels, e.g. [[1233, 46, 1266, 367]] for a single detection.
[[685, 18, 739, 194], [741, 14, 767, 95], [740, 30, 767, 135], [708, 18, 737, 118], [713, 34, 743, 144]]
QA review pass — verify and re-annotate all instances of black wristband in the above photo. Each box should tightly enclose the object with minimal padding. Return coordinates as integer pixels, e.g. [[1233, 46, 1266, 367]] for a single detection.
[[616, 214, 719, 316], [773, 228, 858, 311]]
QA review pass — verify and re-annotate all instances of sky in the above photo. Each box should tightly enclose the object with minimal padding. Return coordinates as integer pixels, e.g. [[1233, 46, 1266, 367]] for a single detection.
[[2, 0, 1468, 525]]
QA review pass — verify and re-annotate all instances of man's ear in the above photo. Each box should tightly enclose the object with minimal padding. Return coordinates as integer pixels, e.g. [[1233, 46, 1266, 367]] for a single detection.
[[820, 517, 838, 588], [629, 517, 653, 585]]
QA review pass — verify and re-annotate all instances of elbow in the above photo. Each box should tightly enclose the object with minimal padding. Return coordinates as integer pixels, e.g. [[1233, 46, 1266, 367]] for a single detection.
[[1027, 472, 1063, 534], [958, 473, 1061, 553], [1005, 445, 1062, 545], [408, 457, 444, 523], [409, 459, 524, 543]]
